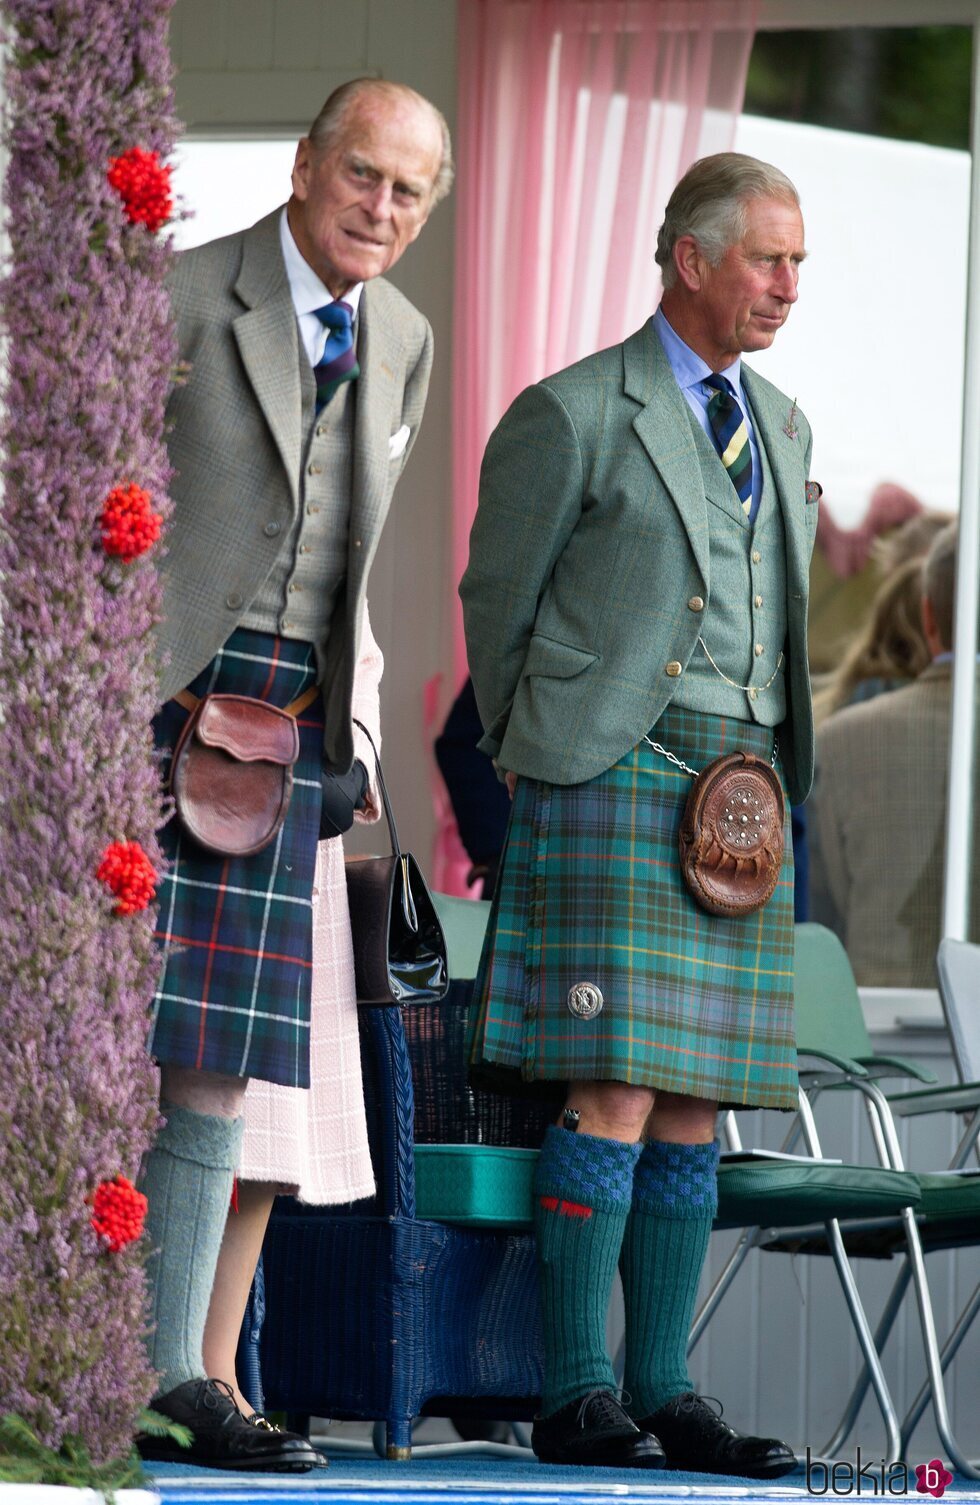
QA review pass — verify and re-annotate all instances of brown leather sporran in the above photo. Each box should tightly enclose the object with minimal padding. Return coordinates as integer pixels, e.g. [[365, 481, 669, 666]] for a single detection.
[[678, 751, 785, 918], [169, 687, 316, 858]]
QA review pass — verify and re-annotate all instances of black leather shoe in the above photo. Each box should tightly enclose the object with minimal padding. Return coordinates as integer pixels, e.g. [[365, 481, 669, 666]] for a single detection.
[[532, 1389, 666, 1468], [137, 1378, 322, 1472], [638, 1392, 796, 1479]]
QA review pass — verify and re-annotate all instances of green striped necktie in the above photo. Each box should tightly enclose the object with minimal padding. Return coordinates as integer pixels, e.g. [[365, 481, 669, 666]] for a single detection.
[[705, 373, 754, 518]]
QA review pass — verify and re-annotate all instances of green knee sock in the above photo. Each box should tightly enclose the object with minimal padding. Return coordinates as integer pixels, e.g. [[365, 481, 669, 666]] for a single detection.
[[620, 1137, 719, 1418], [139, 1104, 244, 1397], [533, 1124, 642, 1417]]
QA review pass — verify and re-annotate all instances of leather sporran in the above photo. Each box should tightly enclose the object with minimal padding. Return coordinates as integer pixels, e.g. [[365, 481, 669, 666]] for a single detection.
[[170, 691, 311, 858], [678, 751, 785, 918], [345, 720, 449, 1007]]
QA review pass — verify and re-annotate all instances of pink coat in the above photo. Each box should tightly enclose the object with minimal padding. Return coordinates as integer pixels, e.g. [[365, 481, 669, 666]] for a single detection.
[[238, 608, 383, 1204]]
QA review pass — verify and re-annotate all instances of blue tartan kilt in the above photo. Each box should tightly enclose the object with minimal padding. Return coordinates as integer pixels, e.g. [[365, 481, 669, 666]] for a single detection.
[[148, 629, 324, 1088], [470, 704, 798, 1110]]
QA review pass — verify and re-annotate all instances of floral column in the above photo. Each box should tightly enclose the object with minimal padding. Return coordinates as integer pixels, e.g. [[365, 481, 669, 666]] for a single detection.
[[0, 0, 178, 1479]]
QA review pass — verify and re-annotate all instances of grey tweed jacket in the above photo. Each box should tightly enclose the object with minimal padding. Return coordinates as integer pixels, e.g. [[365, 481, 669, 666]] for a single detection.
[[156, 207, 433, 771], [461, 322, 817, 803]]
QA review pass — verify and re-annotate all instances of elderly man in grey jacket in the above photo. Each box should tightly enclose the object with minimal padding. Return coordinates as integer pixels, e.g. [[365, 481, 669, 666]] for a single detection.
[[137, 78, 450, 1471]]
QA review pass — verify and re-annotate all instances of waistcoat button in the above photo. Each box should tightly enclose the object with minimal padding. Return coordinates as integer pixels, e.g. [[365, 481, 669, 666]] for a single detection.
[[752, 550, 762, 564], [687, 596, 704, 612], [263, 521, 281, 538], [225, 592, 243, 610], [665, 661, 682, 677], [308, 462, 322, 476]]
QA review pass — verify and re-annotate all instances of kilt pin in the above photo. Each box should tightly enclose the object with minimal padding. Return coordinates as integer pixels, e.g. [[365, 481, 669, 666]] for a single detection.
[[470, 704, 797, 1109], [149, 628, 324, 1089]]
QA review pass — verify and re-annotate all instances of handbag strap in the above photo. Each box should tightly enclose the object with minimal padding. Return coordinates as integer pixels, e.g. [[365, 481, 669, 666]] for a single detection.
[[351, 717, 402, 859], [172, 684, 320, 718]]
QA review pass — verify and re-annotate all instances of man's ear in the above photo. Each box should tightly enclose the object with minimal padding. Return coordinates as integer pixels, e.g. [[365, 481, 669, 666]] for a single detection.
[[291, 137, 313, 202], [673, 235, 704, 293]]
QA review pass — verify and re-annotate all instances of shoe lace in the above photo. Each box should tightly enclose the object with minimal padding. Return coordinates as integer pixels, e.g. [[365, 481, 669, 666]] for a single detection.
[[197, 1378, 242, 1415], [574, 1388, 631, 1431]]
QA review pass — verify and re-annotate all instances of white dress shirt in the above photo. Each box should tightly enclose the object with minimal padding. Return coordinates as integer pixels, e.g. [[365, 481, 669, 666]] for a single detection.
[[279, 207, 363, 366]]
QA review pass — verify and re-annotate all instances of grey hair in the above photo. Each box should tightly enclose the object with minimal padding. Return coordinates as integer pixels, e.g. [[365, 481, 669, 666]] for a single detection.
[[923, 520, 958, 651], [307, 77, 454, 206], [656, 152, 800, 291]]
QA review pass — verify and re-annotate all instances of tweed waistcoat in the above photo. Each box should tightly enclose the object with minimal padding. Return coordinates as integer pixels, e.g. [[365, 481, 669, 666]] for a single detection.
[[669, 406, 787, 728], [240, 366, 354, 642]]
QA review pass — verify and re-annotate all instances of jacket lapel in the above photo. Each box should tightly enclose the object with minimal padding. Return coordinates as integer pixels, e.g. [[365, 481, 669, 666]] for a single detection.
[[232, 208, 304, 512], [350, 280, 403, 552], [742, 366, 809, 600], [623, 323, 710, 585]]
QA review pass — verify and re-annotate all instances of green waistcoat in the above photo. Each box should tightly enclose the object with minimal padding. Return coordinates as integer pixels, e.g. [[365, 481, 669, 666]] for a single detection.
[[669, 404, 788, 729]]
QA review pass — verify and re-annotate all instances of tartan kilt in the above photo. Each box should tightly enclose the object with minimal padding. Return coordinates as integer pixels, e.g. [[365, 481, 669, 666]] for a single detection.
[[148, 629, 324, 1088], [470, 704, 797, 1110]]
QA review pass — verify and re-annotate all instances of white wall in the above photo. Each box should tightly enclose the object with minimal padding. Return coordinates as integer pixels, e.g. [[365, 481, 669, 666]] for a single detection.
[[735, 114, 970, 526]]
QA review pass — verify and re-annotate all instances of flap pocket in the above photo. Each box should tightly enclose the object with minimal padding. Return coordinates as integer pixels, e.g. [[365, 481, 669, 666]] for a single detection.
[[196, 695, 300, 765], [524, 634, 598, 679]]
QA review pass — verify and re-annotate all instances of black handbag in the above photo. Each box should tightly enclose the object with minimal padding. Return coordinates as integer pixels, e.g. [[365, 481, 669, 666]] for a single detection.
[[345, 720, 449, 1007]]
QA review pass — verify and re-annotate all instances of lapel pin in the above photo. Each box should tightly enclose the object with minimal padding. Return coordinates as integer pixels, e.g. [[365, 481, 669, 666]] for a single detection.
[[783, 398, 799, 441]]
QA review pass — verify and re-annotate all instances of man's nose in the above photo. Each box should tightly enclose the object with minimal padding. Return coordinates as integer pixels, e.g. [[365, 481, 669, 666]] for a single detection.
[[363, 182, 394, 220], [774, 262, 799, 303]]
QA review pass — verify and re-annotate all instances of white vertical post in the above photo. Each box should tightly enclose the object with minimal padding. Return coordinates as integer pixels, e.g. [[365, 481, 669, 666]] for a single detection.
[[942, 20, 980, 940]]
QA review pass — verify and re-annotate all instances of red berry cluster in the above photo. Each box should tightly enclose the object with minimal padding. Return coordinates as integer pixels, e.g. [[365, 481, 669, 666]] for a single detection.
[[107, 147, 173, 233], [97, 840, 157, 915], [90, 1175, 148, 1253], [101, 482, 162, 563]]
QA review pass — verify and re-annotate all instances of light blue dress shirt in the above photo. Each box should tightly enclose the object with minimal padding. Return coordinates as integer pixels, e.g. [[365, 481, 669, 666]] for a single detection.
[[652, 305, 762, 520]]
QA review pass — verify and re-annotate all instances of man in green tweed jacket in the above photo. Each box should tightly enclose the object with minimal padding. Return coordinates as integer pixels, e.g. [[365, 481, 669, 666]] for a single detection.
[[461, 154, 817, 1473]]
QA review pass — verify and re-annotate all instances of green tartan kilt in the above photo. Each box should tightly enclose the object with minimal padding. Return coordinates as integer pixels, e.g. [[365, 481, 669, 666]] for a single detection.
[[470, 704, 797, 1109]]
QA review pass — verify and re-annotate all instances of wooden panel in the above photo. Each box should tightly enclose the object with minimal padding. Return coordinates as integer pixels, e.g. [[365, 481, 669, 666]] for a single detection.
[[271, 0, 328, 70], [225, 0, 276, 70], [758, 0, 980, 25], [170, 0, 228, 71]]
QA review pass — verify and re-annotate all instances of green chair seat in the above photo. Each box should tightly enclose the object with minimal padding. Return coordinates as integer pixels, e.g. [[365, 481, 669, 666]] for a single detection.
[[415, 1145, 538, 1228], [917, 1169, 980, 1221], [714, 1160, 921, 1230], [414, 1145, 924, 1234]]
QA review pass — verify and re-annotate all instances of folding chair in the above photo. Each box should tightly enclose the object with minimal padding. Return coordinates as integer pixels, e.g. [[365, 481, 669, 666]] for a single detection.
[[757, 927, 980, 1476]]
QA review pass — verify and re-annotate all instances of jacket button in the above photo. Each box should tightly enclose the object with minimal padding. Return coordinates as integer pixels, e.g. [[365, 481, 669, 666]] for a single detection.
[[225, 592, 243, 610], [755, 643, 764, 656], [687, 596, 704, 612], [353, 538, 362, 549], [752, 550, 762, 564], [263, 521, 281, 537], [665, 661, 682, 677], [309, 461, 323, 476], [755, 594, 763, 608]]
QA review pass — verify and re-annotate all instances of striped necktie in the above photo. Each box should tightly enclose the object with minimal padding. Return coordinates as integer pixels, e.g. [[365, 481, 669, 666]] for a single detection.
[[312, 301, 359, 412], [705, 373, 753, 517]]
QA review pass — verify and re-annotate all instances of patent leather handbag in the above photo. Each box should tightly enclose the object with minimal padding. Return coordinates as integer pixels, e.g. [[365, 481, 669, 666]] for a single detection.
[[345, 721, 449, 1007]]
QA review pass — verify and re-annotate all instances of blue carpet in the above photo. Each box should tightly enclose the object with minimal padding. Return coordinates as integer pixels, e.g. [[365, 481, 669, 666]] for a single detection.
[[148, 1452, 980, 1502]]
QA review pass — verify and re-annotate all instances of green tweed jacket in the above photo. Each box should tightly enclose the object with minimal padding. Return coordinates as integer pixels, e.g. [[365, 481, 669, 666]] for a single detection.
[[460, 320, 818, 804]]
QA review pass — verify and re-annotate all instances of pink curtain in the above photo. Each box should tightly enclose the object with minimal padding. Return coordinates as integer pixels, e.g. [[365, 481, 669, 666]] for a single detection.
[[434, 0, 758, 894]]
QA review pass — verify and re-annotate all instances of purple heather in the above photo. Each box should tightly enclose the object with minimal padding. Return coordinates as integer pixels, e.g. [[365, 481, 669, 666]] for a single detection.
[[0, 0, 178, 1468]]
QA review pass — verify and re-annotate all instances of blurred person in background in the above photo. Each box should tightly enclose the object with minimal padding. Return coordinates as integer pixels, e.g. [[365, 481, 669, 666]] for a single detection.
[[809, 524, 975, 985]]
